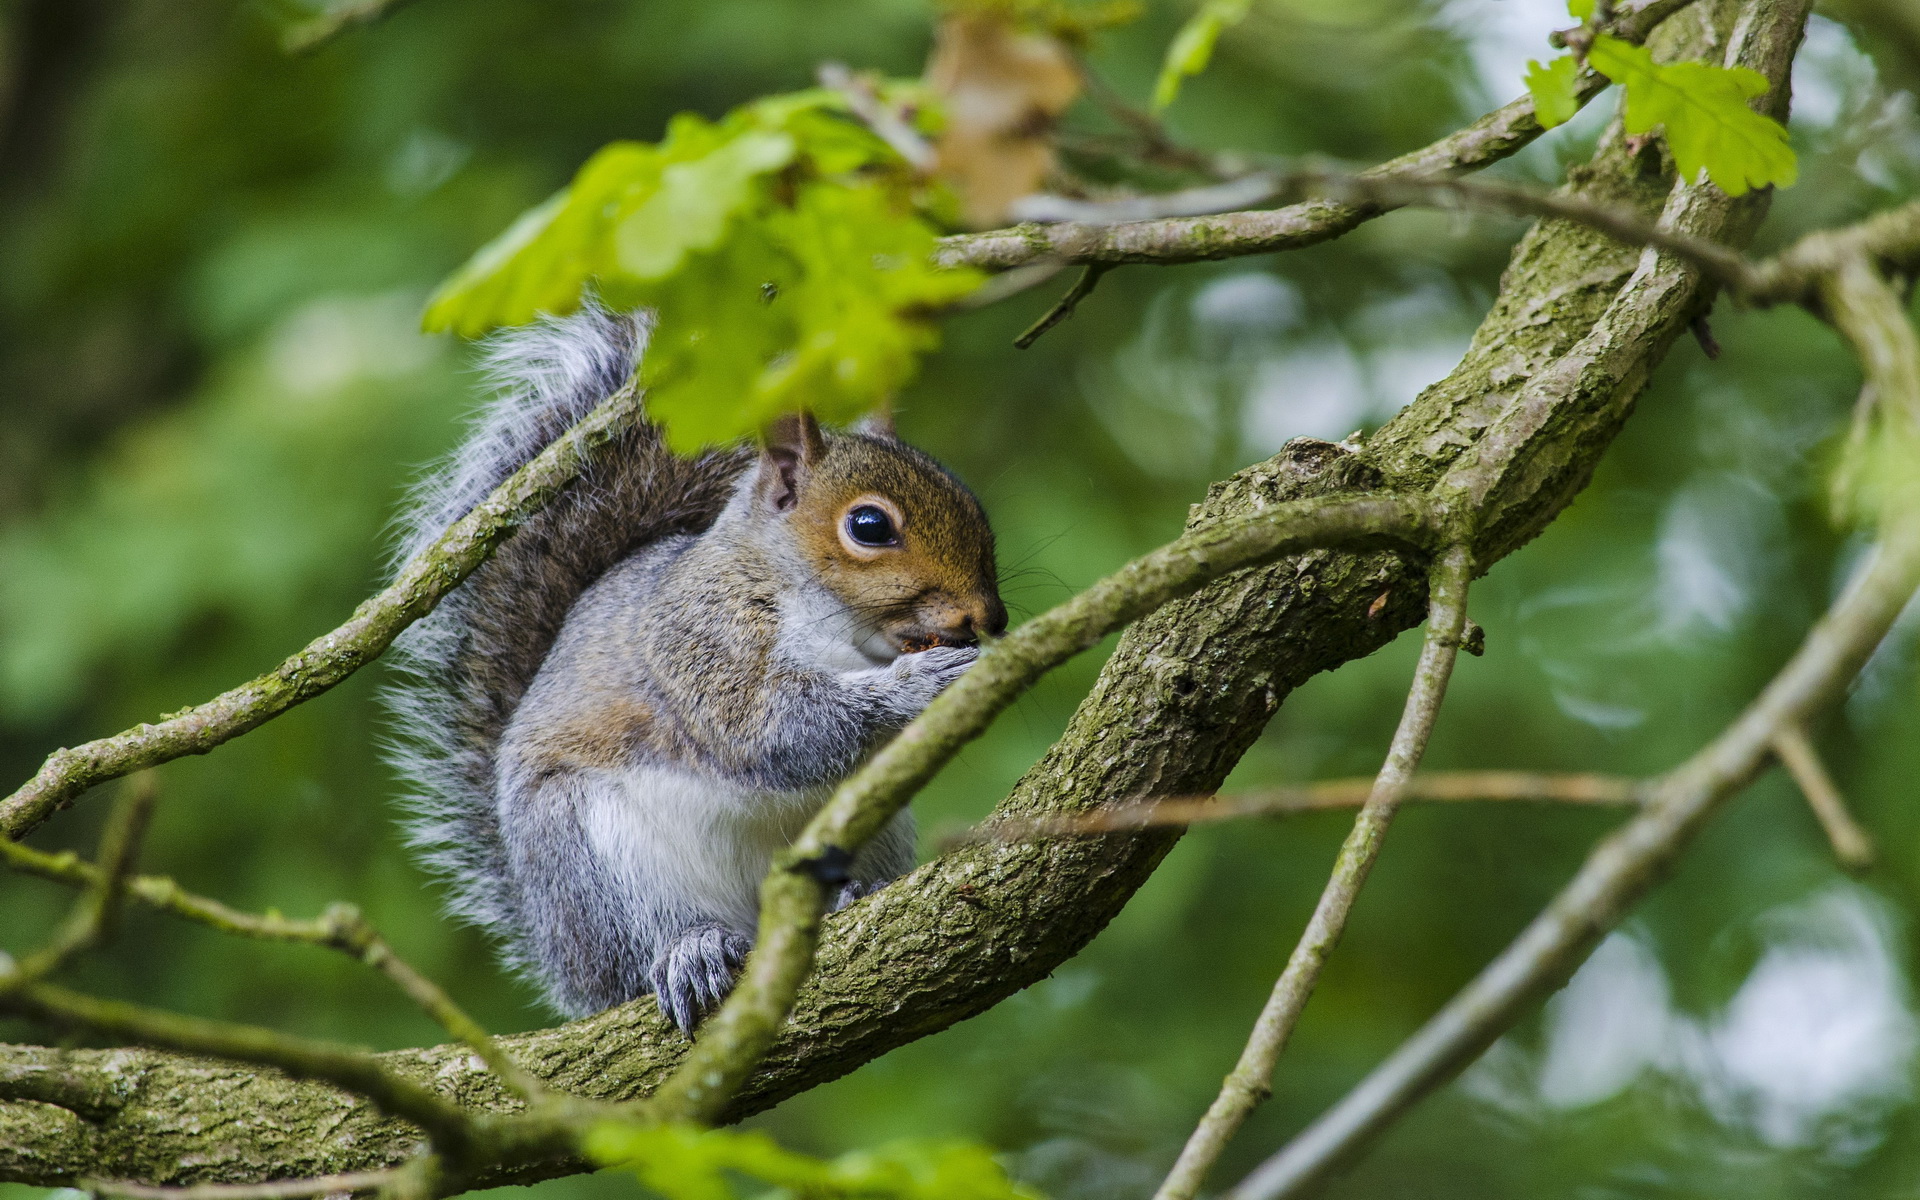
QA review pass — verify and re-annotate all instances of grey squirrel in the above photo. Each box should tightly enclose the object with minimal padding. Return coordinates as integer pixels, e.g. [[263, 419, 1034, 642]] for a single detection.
[[385, 303, 1005, 1034]]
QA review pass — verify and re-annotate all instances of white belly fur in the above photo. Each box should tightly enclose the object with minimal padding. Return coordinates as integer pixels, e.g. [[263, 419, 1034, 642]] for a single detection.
[[577, 762, 828, 936]]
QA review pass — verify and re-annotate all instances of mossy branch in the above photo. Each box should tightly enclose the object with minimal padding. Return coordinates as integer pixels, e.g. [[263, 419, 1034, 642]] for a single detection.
[[0, 1, 1816, 1187], [1154, 543, 1475, 1200], [648, 493, 1442, 1122], [14, 776, 155, 983], [281, 0, 421, 53], [1, 980, 484, 1160], [1231, 128, 1919, 1200], [933, 0, 1698, 273], [0, 383, 646, 843], [960, 771, 1644, 842], [2, 836, 549, 1107]]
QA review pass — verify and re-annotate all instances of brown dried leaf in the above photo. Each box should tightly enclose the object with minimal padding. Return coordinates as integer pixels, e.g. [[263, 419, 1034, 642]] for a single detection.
[[925, 12, 1082, 228]]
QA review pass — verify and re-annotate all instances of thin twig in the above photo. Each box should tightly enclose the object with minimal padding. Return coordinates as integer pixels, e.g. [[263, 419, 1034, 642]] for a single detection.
[[319, 905, 549, 1103], [1772, 724, 1875, 873], [932, 0, 1713, 274], [15, 775, 157, 982], [1014, 264, 1112, 348], [84, 1170, 401, 1200], [647, 492, 1443, 1123], [281, 0, 421, 53], [1317, 173, 1764, 295], [1232, 533, 1920, 1200], [1154, 543, 1475, 1200], [1010, 176, 1286, 225], [936, 88, 1583, 269], [1749, 197, 1920, 307], [0, 978, 485, 1158], [1071, 57, 1241, 179], [1225, 252, 1920, 1200], [958, 770, 1643, 844], [1004, 169, 1766, 299], [0, 831, 546, 1102], [817, 62, 937, 172], [3, 835, 347, 940], [0, 382, 647, 843]]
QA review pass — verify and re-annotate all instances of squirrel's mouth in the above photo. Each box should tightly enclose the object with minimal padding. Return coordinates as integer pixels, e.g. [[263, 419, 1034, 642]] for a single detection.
[[895, 632, 974, 654]]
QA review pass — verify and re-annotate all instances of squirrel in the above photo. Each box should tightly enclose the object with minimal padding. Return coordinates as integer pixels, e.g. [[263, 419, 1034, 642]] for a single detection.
[[384, 302, 1006, 1034]]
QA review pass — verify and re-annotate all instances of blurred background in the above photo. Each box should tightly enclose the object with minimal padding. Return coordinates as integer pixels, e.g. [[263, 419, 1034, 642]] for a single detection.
[[3, 0, 1920, 1196]]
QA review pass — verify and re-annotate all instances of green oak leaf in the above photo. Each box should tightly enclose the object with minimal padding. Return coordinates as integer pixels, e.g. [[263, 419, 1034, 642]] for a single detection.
[[613, 128, 796, 280], [1151, 0, 1252, 110], [421, 87, 981, 449], [1587, 34, 1796, 196], [1525, 54, 1583, 129]]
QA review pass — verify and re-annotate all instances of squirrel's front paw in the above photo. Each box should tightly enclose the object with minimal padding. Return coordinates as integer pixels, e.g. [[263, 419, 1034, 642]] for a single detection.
[[889, 644, 979, 701], [650, 923, 752, 1036]]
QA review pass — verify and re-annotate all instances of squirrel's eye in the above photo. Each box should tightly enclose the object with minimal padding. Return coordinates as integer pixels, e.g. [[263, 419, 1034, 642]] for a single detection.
[[845, 505, 898, 547]]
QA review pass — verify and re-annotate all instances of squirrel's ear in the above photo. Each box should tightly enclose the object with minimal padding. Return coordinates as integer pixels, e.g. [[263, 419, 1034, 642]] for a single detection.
[[854, 404, 897, 440], [758, 410, 825, 513]]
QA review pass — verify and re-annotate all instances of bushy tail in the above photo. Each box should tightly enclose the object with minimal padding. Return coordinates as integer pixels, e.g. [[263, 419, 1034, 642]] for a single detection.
[[383, 302, 748, 959]]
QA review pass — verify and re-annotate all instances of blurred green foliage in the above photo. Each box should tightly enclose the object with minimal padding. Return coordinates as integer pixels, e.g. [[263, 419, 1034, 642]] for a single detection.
[[422, 87, 980, 449], [2, 2, 1919, 1199], [1581, 36, 1796, 194], [1523, 5, 1798, 196], [1151, 0, 1251, 108], [586, 1121, 1038, 1200]]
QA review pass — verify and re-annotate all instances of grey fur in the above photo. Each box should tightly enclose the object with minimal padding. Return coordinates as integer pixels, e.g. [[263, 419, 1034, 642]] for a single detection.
[[383, 301, 979, 1033]]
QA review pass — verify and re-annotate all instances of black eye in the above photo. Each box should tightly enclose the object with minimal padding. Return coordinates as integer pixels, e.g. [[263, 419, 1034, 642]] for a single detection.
[[845, 504, 897, 547]]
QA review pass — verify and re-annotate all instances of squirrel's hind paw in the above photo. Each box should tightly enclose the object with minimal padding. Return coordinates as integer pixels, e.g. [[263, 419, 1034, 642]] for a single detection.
[[830, 877, 892, 912], [650, 923, 752, 1036]]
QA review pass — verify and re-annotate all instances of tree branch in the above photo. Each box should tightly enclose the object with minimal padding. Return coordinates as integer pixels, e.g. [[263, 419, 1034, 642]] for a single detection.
[[15, 776, 154, 983], [648, 493, 1441, 1123], [1154, 544, 1474, 1200], [0, 980, 488, 1162], [1013, 264, 1113, 348], [953, 770, 1643, 841], [0, 383, 646, 843], [933, 0, 1697, 272], [1772, 724, 1875, 872], [86, 1170, 402, 1200], [1229, 530, 1920, 1200], [0, 3, 1795, 1186], [281, 0, 421, 54], [2, 832, 548, 1105], [1228, 218, 1912, 1200]]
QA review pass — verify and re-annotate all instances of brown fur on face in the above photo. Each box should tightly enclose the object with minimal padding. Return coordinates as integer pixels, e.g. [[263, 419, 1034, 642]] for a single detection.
[[756, 413, 1005, 651]]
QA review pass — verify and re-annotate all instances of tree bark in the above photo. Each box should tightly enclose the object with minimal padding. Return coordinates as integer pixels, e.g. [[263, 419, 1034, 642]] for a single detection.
[[0, 0, 1804, 1184]]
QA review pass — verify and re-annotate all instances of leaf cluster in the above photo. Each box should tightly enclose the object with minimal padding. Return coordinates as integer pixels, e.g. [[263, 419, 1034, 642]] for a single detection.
[[422, 90, 982, 450], [586, 1121, 1041, 1200], [1525, 11, 1795, 197], [1150, 0, 1253, 111]]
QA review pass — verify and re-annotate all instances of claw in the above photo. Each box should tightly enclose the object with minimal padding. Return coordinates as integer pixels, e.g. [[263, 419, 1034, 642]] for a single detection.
[[649, 923, 752, 1036]]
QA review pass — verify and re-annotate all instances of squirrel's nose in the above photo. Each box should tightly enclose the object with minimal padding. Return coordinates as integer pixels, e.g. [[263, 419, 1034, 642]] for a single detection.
[[979, 594, 1008, 638], [928, 595, 1005, 645], [952, 596, 1006, 642]]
